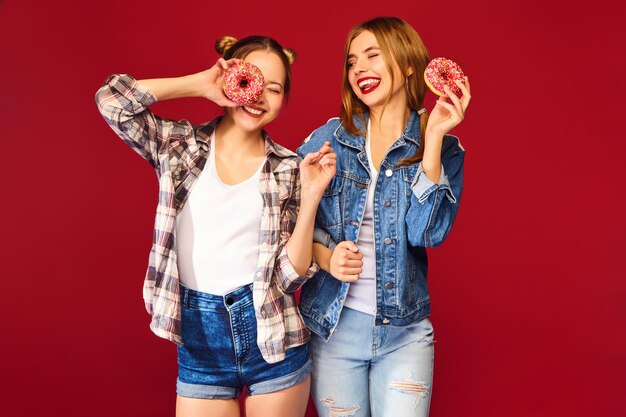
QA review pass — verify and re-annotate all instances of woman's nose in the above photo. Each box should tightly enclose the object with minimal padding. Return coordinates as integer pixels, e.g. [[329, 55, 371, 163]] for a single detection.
[[354, 59, 368, 74]]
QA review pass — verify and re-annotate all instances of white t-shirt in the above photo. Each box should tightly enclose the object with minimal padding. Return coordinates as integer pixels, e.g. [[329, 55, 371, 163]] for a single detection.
[[344, 122, 378, 315], [175, 135, 264, 295]]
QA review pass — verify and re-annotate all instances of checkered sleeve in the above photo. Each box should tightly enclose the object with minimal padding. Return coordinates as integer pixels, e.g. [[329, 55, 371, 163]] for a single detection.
[[95, 74, 192, 170], [275, 168, 319, 293]]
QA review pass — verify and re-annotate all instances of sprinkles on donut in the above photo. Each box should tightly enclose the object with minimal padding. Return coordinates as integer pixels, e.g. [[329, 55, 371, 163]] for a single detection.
[[223, 62, 265, 105], [424, 57, 465, 98]]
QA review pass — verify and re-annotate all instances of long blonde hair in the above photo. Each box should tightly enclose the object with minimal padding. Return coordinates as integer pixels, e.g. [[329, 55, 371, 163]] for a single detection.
[[340, 17, 430, 164]]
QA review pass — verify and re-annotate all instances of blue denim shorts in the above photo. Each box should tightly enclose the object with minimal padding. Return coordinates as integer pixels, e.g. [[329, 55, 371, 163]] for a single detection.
[[176, 284, 312, 399]]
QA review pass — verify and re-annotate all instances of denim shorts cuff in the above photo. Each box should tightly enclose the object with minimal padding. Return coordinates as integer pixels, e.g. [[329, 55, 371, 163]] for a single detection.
[[177, 378, 239, 400], [247, 357, 313, 396]]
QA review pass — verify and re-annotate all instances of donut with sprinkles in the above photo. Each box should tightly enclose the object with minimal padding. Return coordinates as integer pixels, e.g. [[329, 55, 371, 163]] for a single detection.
[[223, 62, 265, 105], [424, 57, 465, 98]]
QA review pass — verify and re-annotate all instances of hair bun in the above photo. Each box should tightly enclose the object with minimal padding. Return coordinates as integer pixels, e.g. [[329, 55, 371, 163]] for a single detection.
[[282, 47, 297, 65], [215, 35, 238, 55]]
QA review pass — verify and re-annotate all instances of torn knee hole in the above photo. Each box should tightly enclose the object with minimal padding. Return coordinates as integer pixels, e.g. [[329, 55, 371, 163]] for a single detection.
[[321, 398, 360, 417], [390, 380, 429, 407]]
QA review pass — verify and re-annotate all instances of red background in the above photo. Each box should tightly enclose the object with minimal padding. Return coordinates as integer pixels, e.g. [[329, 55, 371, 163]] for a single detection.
[[1, 0, 625, 416]]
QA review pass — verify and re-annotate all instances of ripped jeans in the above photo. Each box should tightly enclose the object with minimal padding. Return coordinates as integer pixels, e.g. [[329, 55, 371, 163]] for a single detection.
[[309, 307, 434, 417]]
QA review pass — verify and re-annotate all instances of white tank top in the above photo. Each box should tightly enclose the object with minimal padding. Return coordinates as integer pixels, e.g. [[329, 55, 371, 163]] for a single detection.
[[175, 134, 264, 295], [344, 121, 378, 315]]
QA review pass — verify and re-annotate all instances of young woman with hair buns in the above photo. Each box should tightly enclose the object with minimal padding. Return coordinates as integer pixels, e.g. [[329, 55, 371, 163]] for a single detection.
[[95, 35, 335, 417], [297, 17, 471, 417]]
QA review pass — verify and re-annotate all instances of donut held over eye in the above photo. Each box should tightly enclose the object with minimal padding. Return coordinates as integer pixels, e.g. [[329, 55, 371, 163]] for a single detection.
[[424, 57, 466, 98], [223, 62, 265, 105]]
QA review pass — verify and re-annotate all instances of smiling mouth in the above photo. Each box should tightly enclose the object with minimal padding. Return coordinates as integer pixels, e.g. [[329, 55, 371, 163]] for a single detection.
[[357, 77, 381, 94], [243, 106, 264, 117]]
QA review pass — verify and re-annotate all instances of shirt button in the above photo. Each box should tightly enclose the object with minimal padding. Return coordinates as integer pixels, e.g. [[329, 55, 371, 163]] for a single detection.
[[384, 237, 392, 244], [256, 271, 262, 277], [385, 169, 393, 177], [385, 281, 394, 289], [383, 200, 391, 207], [382, 318, 390, 324]]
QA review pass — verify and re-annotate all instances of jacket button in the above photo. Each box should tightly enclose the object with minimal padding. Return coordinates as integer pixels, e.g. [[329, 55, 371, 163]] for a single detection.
[[382, 318, 390, 324], [384, 200, 391, 207], [385, 169, 393, 177], [385, 281, 394, 289], [384, 237, 392, 244]]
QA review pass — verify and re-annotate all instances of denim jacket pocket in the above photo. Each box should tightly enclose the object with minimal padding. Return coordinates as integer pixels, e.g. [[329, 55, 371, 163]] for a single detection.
[[402, 165, 419, 200], [316, 175, 344, 228], [402, 165, 418, 184]]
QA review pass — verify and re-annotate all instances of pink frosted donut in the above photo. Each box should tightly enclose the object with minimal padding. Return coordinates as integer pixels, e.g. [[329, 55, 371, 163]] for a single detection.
[[223, 62, 265, 105], [424, 57, 465, 98]]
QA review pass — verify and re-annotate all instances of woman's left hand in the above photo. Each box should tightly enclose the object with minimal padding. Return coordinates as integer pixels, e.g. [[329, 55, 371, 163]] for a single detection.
[[300, 141, 336, 200], [426, 76, 471, 138]]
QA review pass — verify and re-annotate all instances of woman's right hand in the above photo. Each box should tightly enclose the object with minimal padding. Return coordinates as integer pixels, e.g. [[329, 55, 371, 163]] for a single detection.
[[198, 58, 241, 107], [329, 241, 363, 282], [136, 58, 242, 105]]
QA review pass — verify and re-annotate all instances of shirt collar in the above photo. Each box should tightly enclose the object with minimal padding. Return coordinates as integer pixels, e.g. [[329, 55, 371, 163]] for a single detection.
[[263, 130, 296, 159]]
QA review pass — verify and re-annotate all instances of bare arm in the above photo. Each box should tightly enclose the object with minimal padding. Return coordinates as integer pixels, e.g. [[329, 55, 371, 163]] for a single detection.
[[284, 142, 336, 275], [313, 242, 332, 272], [421, 77, 471, 182], [136, 58, 240, 106]]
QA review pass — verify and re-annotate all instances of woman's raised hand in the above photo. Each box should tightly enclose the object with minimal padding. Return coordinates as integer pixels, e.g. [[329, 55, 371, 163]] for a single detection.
[[426, 76, 471, 137], [300, 141, 337, 200], [199, 58, 242, 107]]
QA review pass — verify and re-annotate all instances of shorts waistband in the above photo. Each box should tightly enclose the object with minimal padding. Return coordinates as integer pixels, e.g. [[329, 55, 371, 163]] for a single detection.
[[180, 283, 254, 311]]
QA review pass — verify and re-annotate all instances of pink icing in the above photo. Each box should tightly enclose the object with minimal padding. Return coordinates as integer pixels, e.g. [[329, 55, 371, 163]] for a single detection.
[[223, 62, 265, 104], [424, 57, 465, 97]]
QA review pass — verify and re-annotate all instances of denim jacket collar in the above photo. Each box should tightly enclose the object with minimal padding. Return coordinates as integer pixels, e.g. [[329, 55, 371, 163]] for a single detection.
[[334, 110, 422, 151]]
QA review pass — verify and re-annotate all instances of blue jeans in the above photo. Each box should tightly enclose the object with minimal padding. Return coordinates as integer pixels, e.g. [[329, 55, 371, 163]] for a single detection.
[[309, 307, 434, 417], [177, 284, 312, 399]]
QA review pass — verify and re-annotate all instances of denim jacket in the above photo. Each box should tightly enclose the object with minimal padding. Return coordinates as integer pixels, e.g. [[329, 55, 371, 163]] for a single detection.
[[296, 110, 465, 340]]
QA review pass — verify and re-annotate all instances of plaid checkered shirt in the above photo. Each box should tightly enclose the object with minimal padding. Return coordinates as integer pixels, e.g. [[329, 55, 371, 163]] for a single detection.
[[95, 74, 318, 363]]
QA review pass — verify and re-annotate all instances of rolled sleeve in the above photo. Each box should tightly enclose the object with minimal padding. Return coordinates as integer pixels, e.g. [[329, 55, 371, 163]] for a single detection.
[[412, 163, 457, 204], [276, 245, 319, 293], [313, 227, 337, 250], [95, 74, 163, 168]]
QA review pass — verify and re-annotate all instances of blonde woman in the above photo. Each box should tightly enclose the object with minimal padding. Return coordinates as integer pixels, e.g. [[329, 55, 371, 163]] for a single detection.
[[297, 17, 470, 417]]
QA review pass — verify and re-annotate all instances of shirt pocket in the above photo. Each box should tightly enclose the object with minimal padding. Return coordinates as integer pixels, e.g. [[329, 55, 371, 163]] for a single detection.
[[402, 165, 419, 200]]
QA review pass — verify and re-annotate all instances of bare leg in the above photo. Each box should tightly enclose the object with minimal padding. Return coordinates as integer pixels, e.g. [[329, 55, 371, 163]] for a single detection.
[[176, 395, 240, 417], [245, 375, 311, 417]]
